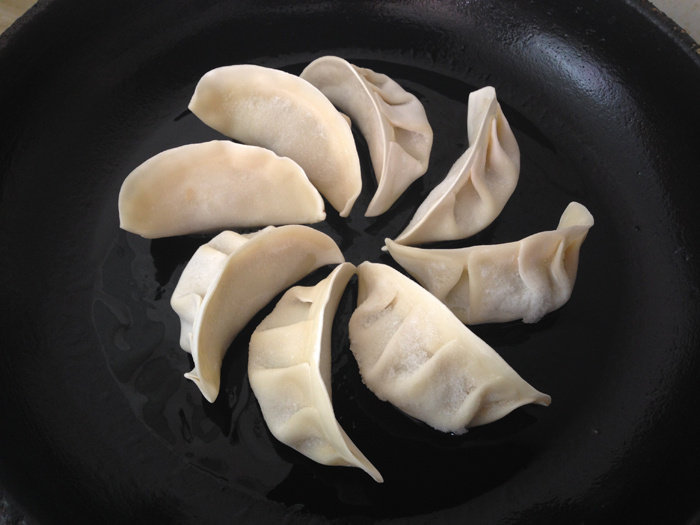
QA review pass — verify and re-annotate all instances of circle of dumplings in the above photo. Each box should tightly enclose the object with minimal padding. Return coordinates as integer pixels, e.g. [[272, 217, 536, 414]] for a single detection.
[[117, 57, 593, 483]]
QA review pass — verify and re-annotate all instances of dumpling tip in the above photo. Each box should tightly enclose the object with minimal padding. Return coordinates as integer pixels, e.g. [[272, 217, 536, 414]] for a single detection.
[[382, 237, 396, 251], [367, 467, 384, 483], [337, 193, 359, 217], [536, 393, 552, 407], [184, 371, 218, 403], [558, 202, 594, 229]]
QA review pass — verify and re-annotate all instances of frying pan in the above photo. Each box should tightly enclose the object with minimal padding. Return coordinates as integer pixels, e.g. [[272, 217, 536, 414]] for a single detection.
[[1, 0, 699, 523]]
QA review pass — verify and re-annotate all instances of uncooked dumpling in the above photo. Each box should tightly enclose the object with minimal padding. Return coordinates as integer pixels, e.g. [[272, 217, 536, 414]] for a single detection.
[[118, 140, 325, 238], [393, 86, 519, 245], [249, 263, 382, 482], [171, 225, 344, 402], [301, 56, 433, 217], [385, 202, 594, 324], [171, 230, 248, 354], [348, 262, 550, 433], [189, 64, 361, 216]]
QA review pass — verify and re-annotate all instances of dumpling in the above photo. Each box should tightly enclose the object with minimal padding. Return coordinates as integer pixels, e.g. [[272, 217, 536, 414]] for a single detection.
[[392, 86, 520, 245], [171, 230, 247, 354], [385, 202, 594, 324], [348, 262, 550, 433], [170, 225, 344, 402], [118, 140, 325, 238], [189, 64, 361, 217], [249, 263, 383, 482], [300, 56, 433, 217]]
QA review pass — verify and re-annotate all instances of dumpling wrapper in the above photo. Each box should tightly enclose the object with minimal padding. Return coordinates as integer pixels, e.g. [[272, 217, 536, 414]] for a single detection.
[[171, 225, 344, 402], [118, 140, 325, 238], [349, 262, 550, 433], [189, 64, 361, 217], [392, 86, 520, 245], [301, 56, 433, 217], [249, 262, 383, 482], [385, 202, 594, 324]]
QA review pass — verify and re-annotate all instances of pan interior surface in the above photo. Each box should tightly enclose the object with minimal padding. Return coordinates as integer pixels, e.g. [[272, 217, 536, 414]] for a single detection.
[[0, 1, 698, 523]]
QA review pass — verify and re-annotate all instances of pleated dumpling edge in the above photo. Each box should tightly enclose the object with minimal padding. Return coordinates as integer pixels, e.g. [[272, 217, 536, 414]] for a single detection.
[[301, 56, 433, 217], [348, 262, 550, 434], [249, 262, 383, 482], [385, 202, 594, 324], [171, 225, 344, 402], [392, 86, 520, 246]]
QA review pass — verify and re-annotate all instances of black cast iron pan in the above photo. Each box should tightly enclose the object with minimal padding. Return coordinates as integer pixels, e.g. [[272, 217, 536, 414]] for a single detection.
[[1, 0, 699, 523]]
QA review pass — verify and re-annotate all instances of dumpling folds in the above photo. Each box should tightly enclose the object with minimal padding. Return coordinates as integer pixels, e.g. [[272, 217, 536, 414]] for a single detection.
[[189, 64, 361, 217], [249, 263, 382, 482], [386, 202, 594, 324], [393, 86, 520, 245], [171, 225, 344, 402], [118, 140, 325, 238], [301, 56, 433, 217], [349, 262, 550, 434]]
